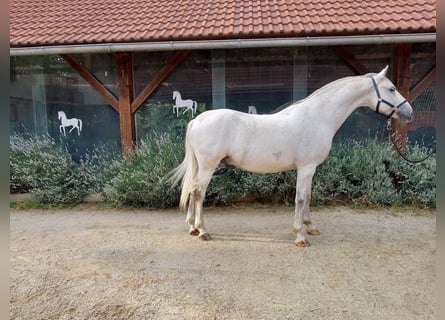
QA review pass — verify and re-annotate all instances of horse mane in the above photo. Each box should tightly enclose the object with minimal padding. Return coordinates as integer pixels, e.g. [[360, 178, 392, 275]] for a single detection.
[[285, 73, 370, 109]]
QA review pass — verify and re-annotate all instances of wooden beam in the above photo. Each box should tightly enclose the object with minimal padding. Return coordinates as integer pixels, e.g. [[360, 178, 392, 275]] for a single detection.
[[131, 50, 190, 113], [116, 52, 136, 154], [332, 47, 370, 75], [409, 66, 436, 103], [60, 54, 119, 112], [392, 43, 412, 155]]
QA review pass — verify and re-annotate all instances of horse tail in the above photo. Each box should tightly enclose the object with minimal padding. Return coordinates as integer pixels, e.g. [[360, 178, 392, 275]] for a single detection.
[[169, 121, 198, 212], [193, 101, 198, 114], [78, 119, 83, 132]]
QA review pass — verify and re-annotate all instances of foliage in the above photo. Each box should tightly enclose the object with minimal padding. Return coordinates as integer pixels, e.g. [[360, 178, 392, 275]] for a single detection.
[[10, 132, 435, 209], [78, 144, 121, 196], [10, 134, 91, 204], [206, 168, 297, 206], [102, 133, 184, 208], [312, 139, 436, 208], [136, 102, 206, 138]]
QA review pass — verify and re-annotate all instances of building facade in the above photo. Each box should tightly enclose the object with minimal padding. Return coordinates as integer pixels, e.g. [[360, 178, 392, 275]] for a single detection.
[[10, 1, 436, 158]]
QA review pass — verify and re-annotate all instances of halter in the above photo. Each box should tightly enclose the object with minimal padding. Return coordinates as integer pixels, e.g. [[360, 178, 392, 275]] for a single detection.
[[371, 77, 407, 119], [371, 77, 435, 163]]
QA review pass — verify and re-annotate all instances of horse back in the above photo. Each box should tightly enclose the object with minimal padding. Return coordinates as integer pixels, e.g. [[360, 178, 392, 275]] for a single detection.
[[187, 109, 329, 172]]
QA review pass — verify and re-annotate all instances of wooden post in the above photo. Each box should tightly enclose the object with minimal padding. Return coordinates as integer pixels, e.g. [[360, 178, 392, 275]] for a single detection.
[[116, 52, 136, 155], [62, 51, 190, 156], [392, 44, 411, 155]]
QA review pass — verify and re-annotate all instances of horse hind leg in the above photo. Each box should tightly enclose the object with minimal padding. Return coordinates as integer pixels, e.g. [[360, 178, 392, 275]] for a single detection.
[[193, 163, 218, 241], [194, 191, 212, 241], [186, 192, 199, 236]]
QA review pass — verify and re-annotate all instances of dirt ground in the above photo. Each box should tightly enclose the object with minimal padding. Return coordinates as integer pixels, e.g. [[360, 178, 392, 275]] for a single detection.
[[10, 205, 435, 320]]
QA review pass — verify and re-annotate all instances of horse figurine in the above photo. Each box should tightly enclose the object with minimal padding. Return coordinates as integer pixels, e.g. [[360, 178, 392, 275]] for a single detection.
[[58, 111, 82, 136], [170, 66, 413, 247], [172, 90, 198, 117]]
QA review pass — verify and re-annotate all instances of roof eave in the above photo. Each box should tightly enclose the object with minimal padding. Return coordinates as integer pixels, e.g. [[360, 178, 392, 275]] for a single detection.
[[10, 32, 437, 56]]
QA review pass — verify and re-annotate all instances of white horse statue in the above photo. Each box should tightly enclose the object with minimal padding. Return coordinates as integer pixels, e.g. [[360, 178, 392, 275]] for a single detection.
[[170, 66, 413, 247], [172, 90, 198, 117], [247, 105, 258, 114], [58, 111, 82, 136]]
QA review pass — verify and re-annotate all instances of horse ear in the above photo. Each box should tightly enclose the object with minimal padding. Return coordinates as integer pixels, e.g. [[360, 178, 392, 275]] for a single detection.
[[376, 65, 389, 80]]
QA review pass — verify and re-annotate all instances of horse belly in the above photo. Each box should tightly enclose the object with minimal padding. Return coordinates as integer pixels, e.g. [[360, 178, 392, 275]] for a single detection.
[[237, 161, 295, 174], [191, 110, 299, 173], [226, 145, 296, 174]]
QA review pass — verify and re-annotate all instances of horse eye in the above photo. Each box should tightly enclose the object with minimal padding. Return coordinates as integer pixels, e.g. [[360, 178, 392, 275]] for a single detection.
[[390, 87, 396, 92]]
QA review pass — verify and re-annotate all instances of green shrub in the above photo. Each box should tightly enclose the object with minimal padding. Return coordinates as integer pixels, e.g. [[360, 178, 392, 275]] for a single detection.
[[79, 144, 121, 196], [387, 143, 436, 208], [206, 168, 296, 206], [206, 139, 435, 208], [10, 133, 435, 209], [313, 139, 435, 208], [136, 102, 206, 138], [103, 133, 183, 208], [10, 134, 90, 204]]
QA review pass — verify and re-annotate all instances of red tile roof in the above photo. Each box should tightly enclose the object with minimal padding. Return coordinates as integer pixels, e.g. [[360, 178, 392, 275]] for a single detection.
[[10, 0, 436, 47]]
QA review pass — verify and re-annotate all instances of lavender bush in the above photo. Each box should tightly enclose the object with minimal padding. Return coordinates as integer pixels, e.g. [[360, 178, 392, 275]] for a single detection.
[[10, 133, 436, 208], [10, 134, 89, 204]]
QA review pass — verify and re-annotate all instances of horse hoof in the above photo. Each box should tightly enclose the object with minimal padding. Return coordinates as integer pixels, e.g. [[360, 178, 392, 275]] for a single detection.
[[295, 240, 309, 247], [199, 233, 212, 241], [307, 228, 320, 235], [189, 229, 199, 236]]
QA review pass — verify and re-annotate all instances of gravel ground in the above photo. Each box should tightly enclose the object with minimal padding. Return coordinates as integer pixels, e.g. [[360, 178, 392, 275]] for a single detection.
[[10, 205, 435, 319]]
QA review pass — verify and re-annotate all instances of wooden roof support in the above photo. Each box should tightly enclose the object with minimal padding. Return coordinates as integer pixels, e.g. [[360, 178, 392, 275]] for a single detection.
[[131, 50, 190, 114], [116, 50, 189, 154], [116, 52, 136, 154], [332, 46, 370, 75], [392, 43, 412, 155], [60, 54, 119, 112], [61, 51, 190, 155], [409, 66, 436, 103]]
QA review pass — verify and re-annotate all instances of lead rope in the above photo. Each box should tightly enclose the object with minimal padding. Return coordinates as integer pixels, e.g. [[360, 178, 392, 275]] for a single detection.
[[387, 119, 436, 164]]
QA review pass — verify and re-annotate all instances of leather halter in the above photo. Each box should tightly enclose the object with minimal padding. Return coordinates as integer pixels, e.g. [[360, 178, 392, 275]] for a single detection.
[[371, 77, 407, 119]]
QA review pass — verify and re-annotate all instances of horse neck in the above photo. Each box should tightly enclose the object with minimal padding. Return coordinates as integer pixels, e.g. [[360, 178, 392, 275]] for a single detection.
[[300, 76, 372, 133]]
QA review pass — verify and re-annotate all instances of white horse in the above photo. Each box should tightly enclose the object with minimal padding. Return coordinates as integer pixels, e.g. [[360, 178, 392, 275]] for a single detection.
[[58, 111, 82, 136], [172, 90, 198, 117], [170, 66, 413, 247]]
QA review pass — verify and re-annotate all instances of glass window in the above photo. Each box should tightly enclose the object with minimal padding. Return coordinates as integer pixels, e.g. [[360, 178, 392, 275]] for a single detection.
[[10, 55, 121, 161], [225, 47, 297, 114], [10, 43, 435, 157], [134, 51, 212, 139]]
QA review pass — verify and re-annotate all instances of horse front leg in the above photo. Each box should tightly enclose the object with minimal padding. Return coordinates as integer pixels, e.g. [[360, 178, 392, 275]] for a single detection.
[[60, 125, 66, 136], [303, 195, 320, 235], [293, 165, 317, 247]]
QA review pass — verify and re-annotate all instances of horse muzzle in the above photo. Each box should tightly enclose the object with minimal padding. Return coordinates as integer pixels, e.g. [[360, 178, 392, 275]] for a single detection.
[[395, 104, 413, 123]]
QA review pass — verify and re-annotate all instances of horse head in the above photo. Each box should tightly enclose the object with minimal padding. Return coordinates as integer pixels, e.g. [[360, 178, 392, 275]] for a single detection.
[[172, 90, 179, 100], [370, 66, 413, 123], [57, 111, 64, 120]]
